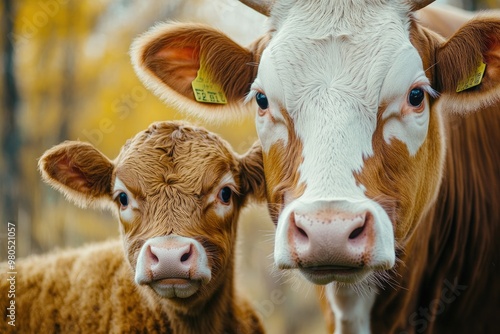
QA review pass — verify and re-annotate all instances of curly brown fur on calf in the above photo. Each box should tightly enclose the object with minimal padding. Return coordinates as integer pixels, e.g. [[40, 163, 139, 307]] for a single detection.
[[0, 121, 266, 334]]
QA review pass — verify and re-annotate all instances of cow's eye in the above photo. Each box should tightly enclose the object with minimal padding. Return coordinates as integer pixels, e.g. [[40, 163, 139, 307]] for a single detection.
[[118, 192, 129, 208], [218, 187, 232, 205], [408, 88, 425, 107], [255, 92, 269, 110]]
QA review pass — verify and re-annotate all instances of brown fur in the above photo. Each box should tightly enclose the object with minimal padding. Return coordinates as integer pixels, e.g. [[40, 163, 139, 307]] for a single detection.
[[140, 24, 255, 101], [131, 8, 500, 334], [262, 107, 305, 225], [0, 241, 264, 333], [369, 104, 500, 334], [368, 16, 500, 334], [40, 142, 114, 207], [0, 121, 266, 334], [355, 93, 445, 241], [436, 14, 500, 111]]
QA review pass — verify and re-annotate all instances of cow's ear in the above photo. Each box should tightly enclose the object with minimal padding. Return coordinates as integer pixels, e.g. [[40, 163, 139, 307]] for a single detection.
[[435, 14, 500, 113], [131, 22, 269, 122], [239, 141, 266, 204], [39, 141, 114, 208]]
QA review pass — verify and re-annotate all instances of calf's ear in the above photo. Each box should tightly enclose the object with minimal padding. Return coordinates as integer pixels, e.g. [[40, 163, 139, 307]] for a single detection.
[[39, 141, 114, 208], [435, 14, 500, 113], [131, 22, 269, 122], [239, 141, 266, 203]]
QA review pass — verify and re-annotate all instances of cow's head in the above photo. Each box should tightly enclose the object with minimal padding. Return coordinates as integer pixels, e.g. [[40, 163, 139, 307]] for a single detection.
[[131, 1, 500, 286], [39, 121, 265, 307]]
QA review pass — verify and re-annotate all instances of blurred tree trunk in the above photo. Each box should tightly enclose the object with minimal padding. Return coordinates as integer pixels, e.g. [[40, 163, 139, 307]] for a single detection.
[[463, 0, 476, 10], [1, 0, 20, 233], [59, 2, 76, 145]]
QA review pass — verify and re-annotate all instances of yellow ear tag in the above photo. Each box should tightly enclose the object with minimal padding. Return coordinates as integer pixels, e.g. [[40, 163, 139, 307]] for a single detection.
[[456, 61, 487, 93], [191, 64, 227, 104]]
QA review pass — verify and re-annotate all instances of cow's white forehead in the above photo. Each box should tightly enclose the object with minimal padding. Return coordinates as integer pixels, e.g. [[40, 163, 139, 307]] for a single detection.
[[264, 3, 414, 114], [270, 0, 410, 41], [254, 0, 427, 198]]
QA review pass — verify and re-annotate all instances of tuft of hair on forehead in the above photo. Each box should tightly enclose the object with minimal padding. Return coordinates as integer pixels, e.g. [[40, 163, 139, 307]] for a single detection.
[[118, 121, 232, 158], [115, 121, 239, 196]]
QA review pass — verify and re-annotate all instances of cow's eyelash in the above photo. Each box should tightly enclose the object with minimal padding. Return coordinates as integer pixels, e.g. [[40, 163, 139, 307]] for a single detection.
[[411, 79, 438, 99], [421, 85, 439, 98], [245, 90, 258, 105]]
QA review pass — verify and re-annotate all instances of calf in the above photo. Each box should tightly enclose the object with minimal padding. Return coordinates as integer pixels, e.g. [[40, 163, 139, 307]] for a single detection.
[[0, 121, 266, 334]]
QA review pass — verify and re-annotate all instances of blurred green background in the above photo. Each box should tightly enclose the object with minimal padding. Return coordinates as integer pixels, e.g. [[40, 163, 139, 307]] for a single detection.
[[0, 0, 496, 333]]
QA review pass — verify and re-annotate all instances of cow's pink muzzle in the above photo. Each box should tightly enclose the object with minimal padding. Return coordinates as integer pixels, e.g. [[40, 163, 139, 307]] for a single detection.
[[274, 199, 395, 284]]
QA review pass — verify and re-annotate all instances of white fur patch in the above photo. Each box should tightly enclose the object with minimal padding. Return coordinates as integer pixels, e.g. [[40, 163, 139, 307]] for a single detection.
[[251, 67, 290, 153], [253, 1, 422, 199], [380, 47, 433, 156], [326, 283, 377, 334]]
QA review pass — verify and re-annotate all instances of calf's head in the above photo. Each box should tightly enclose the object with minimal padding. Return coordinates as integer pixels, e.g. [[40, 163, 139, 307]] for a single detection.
[[39, 121, 265, 305], [131, 1, 500, 286]]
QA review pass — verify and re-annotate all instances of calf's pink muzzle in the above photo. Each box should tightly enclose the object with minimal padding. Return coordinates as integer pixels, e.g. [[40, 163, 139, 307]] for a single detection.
[[135, 235, 211, 298]]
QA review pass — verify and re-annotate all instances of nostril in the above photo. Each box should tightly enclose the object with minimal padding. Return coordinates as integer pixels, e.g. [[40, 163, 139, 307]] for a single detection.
[[148, 245, 159, 265], [349, 226, 365, 239], [180, 245, 193, 262], [297, 227, 308, 239], [291, 211, 309, 241], [180, 252, 190, 262], [349, 212, 371, 239]]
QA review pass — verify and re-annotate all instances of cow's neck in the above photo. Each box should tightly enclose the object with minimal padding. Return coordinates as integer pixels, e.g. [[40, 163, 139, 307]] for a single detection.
[[326, 283, 377, 334], [371, 106, 500, 333]]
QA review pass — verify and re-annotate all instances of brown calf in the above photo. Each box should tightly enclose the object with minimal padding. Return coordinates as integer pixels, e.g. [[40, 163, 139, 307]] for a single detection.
[[0, 121, 266, 334]]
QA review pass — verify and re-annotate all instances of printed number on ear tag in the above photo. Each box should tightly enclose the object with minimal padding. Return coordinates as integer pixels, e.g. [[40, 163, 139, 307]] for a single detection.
[[191, 65, 227, 104], [456, 61, 487, 93]]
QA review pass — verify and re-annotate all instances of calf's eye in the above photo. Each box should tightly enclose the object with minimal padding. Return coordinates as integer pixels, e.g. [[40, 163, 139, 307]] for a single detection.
[[218, 187, 232, 205], [408, 88, 425, 107], [118, 192, 129, 207], [255, 92, 269, 110]]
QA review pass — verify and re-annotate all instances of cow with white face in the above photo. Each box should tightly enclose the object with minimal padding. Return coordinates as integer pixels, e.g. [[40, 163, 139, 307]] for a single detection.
[[131, 1, 500, 333]]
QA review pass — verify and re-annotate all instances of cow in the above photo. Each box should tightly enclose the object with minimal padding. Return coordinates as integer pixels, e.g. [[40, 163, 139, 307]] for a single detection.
[[130, 1, 500, 333], [0, 121, 266, 334]]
